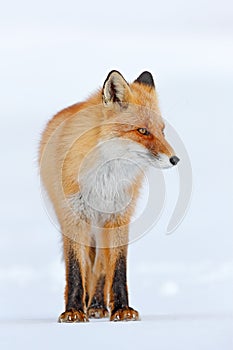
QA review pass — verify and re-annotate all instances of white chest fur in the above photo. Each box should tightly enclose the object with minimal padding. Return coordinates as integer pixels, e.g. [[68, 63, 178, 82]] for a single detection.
[[67, 138, 148, 225]]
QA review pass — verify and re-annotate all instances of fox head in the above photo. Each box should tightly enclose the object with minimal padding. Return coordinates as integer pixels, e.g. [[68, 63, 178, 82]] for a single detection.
[[101, 70, 179, 169]]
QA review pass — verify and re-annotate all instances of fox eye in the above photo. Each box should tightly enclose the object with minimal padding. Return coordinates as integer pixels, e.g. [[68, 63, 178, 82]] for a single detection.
[[137, 128, 150, 136]]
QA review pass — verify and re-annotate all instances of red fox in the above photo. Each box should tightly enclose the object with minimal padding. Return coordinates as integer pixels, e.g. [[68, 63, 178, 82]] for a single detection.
[[39, 70, 179, 322]]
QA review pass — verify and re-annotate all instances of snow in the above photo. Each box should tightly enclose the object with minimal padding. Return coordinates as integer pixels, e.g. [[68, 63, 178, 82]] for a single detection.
[[1, 315, 232, 350], [0, 0, 233, 349]]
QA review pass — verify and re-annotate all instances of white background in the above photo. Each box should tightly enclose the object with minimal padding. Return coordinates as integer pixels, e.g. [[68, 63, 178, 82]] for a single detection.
[[0, 1, 232, 349]]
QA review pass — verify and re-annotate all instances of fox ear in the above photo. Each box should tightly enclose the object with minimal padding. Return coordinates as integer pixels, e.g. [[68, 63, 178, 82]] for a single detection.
[[134, 71, 155, 88], [102, 70, 131, 106]]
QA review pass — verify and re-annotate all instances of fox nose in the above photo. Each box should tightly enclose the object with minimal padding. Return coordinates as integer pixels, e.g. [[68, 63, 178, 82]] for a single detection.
[[170, 156, 180, 166]]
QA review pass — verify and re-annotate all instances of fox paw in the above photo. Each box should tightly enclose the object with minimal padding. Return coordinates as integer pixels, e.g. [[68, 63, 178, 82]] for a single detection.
[[87, 307, 109, 319], [58, 309, 89, 323], [110, 307, 139, 322]]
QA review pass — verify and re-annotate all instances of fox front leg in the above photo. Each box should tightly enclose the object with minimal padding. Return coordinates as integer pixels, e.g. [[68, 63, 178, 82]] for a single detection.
[[58, 238, 88, 323], [106, 246, 140, 322]]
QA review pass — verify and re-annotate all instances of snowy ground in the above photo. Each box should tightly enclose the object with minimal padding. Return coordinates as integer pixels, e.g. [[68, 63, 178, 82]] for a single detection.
[[1, 315, 232, 350], [0, 1, 233, 349]]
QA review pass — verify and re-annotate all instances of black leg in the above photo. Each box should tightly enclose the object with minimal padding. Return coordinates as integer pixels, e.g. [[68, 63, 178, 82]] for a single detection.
[[111, 255, 129, 314], [88, 275, 109, 318], [65, 249, 84, 311], [58, 248, 88, 322], [109, 252, 139, 322]]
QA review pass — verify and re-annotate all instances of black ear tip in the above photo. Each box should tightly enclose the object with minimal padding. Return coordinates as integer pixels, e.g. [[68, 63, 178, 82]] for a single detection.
[[107, 70, 122, 77], [134, 71, 155, 88], [103, 70, 128, 88]]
